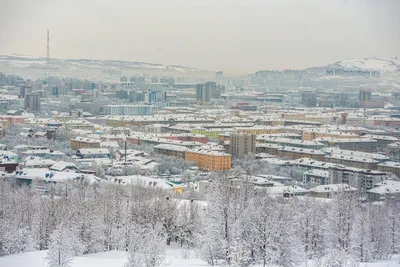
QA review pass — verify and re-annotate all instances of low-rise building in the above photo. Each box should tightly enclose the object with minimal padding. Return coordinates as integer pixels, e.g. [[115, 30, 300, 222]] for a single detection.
[[309, 184, 357, 198], [70, 137, 101, 150]]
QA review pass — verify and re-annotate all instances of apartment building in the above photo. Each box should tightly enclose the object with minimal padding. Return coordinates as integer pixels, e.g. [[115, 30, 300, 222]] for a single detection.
[[70, 137, 101, 150], [329, 167, 387, 194], [277, 147, 325, 161], [103, 105, 158, 115], [185, 148, 231, 171], [230, 133, 256, 159], [364, 135, 400, 152], [315, 137, 378, 153], [386, 142, 400, 162], [153, 144, 190, 159], [258, 136, 325, 150], [321, 147, 390, 163], [303, 129, 359, 141], [377, 161, 400, 178], [324, 154, 378, 170]]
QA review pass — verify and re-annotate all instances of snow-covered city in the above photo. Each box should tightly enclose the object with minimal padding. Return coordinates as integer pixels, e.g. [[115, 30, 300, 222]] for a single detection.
[[0, 1, 400, 267]]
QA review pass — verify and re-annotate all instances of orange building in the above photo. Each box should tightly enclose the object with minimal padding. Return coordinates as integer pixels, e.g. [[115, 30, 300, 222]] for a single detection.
[[185, 149, 232, 171]]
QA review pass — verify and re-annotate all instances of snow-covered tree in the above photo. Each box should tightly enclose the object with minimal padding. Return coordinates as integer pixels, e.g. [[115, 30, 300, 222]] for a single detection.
[[46, 224, 83, 267]]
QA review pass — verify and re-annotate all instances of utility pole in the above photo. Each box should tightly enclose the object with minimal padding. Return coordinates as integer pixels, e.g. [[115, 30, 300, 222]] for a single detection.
[[47, 29, 50, 69]]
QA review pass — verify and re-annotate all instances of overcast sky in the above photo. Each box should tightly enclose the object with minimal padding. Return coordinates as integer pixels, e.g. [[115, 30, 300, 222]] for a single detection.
[[0, 0, 399, 73]]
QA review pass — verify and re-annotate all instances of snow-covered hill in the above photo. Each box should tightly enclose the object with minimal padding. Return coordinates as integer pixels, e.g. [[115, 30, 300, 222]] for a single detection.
[[329, 58, 400, 73], [0, 54, 213, 80]]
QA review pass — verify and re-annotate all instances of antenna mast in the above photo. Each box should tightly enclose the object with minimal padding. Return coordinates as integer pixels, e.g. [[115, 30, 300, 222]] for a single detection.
[[47, 29, 50, 68]]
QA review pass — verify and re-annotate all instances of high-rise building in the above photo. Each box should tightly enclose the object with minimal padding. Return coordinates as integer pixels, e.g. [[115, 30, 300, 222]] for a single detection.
[[196, 82, 216, 104], [230, 133, 256, 159], [301, 91, 317, 107], [24, 93, 41, 111]]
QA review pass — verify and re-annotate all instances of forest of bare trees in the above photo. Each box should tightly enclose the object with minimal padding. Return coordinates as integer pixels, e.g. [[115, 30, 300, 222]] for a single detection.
[[1, 174, 399, 267]]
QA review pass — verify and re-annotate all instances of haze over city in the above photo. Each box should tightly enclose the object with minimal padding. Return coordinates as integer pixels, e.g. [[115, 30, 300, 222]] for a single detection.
[[1, 0, 400, 73]]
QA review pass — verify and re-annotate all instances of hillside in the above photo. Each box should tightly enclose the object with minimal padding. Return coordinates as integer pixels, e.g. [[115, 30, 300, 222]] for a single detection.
[[329, 58, 400, 73], [0, 54, 213, 80]]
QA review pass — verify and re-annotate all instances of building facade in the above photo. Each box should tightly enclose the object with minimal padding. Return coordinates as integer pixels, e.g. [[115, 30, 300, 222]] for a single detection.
[[230, 133, 256, 159]]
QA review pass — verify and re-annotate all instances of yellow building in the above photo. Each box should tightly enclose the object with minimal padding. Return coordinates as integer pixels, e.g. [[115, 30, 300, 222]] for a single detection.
[[237, 126, 281, 135], [191, 128, 236, 139], [185, 149, 232, 171], [281, 113, 307, 121]]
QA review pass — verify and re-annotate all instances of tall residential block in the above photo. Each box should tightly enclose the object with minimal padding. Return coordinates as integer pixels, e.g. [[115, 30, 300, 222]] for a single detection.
[[24, 92, 41, 111], [196, 82, 216, 104], [230, 133, 256, 159]]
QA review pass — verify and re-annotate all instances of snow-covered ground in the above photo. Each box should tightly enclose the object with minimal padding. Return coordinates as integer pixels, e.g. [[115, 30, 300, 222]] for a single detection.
[[335, 58, 399, 73], [0, 245, 209, 267], [1, 246, 399, 267]]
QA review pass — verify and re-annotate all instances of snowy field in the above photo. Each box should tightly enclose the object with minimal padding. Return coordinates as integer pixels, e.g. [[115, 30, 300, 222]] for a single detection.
[[0, 245, 399, 267], [0, 244, 208, 267]]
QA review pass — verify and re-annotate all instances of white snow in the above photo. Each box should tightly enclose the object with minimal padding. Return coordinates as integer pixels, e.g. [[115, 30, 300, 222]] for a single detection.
[[335, 58, 399, 73], [0, 245, 209, 267]]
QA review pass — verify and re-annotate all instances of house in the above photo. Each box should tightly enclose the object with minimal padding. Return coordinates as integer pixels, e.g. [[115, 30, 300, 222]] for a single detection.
[[49, 161, 79, 172], [76, 148, 110, 159], [34, 131, 47, 138], [114, 149, 149, 161], [0, 156, 19, 173], [309, 184, 357, 198]]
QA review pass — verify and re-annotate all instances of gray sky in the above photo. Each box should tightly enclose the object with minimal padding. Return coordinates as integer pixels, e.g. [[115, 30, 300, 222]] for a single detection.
[[0, 0, 399, 73]]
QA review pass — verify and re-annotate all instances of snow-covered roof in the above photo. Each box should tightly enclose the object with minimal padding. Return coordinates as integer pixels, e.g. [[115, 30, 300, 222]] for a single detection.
[[23, 157, 56, 168], [309, 184, 357, 193], [325, 154, 378, 164], [14, 168, 103, 184], [321, 147, 389, 161], [50, 161, 77, 172], [77, 148, 110, 155], [111, 175, 176, 190], [367, 180, 400, 195], [377, 161, 400, 169], [264, 185, 308, 195], [303, 169, 330, 178]]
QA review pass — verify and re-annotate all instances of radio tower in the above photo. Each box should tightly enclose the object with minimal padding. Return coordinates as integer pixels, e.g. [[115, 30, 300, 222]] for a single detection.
[[46, 29, 50, 69]]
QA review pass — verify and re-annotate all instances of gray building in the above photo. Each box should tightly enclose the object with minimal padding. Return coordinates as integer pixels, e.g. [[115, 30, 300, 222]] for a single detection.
[[24, 92, 41, 111], [196, 82, 216, 104], [230, 133, 256, 159]]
